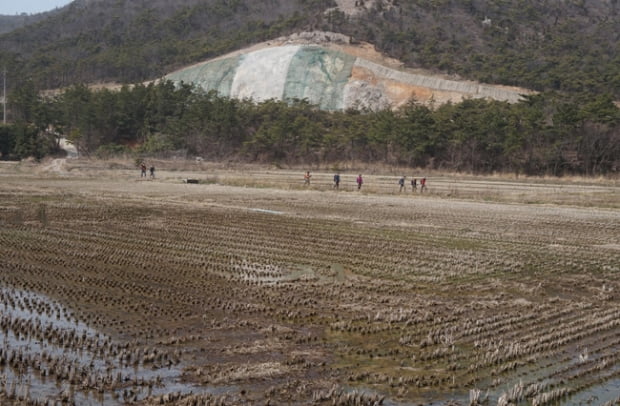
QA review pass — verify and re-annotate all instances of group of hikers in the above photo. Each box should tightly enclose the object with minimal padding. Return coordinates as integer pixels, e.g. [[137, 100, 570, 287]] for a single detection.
[[398, 175, 426, 193], [305, 171, 364, 190], [140, 165, 426, 191], [330, 173, 363, 190], [139, 162, 156, 178], [304, 171, 426, 192]]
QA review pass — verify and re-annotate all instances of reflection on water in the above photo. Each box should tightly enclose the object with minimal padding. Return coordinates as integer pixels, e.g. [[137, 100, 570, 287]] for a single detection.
[[0, 286, 196, 405], [2, 286, 619, 405]]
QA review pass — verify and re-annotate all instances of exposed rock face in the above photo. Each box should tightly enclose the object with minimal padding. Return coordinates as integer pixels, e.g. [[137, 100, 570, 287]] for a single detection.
[[166, 32, 533, 111]]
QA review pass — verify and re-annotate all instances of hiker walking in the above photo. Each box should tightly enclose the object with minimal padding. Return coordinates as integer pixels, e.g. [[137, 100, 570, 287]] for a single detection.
[[398, 176, 405, 192], [356, 174, 363, 190], [411, 178, 417, 192], [333, 173, 340, 189], [304, 171, 311, 185], [149, 166, 155, 178], [420, 177, 427, 193], [140, 163, 147, 177]]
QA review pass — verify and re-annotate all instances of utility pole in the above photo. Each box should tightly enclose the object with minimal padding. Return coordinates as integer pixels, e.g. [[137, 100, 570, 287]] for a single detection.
[[2, 67, 5, 124]]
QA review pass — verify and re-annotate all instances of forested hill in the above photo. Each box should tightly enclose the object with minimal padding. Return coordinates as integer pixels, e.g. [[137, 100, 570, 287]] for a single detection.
[[0, 12, 55, 35], [0, 0, 618, 99], [0, 0, 332, 89]]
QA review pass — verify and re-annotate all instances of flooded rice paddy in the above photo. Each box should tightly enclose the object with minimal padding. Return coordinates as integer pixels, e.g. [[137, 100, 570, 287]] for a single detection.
[[0, 160, 619, 405], [0, 287, 196, 404]]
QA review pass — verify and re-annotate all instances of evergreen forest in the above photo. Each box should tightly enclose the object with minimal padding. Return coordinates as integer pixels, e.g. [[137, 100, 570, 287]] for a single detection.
[[2, 80, 618, 176]]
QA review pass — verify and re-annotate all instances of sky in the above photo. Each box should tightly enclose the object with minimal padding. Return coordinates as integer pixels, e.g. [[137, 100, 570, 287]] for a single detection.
[[0, 0, 73, 15]]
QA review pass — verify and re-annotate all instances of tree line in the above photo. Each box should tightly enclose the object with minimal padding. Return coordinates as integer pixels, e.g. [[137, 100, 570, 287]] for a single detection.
[[1, 80, 619, 176]]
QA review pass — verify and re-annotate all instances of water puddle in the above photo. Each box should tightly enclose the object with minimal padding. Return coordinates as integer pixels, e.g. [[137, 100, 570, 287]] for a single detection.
[[0, 286, 202, 405], [249, 208, 283, 215]]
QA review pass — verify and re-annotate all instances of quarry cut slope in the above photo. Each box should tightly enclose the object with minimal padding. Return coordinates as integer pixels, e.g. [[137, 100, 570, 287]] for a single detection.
[[166, 32, 534, 110]]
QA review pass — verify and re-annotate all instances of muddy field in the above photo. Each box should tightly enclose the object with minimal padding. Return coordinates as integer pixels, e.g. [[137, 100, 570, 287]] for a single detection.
[[0, 159, 619, 406]]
